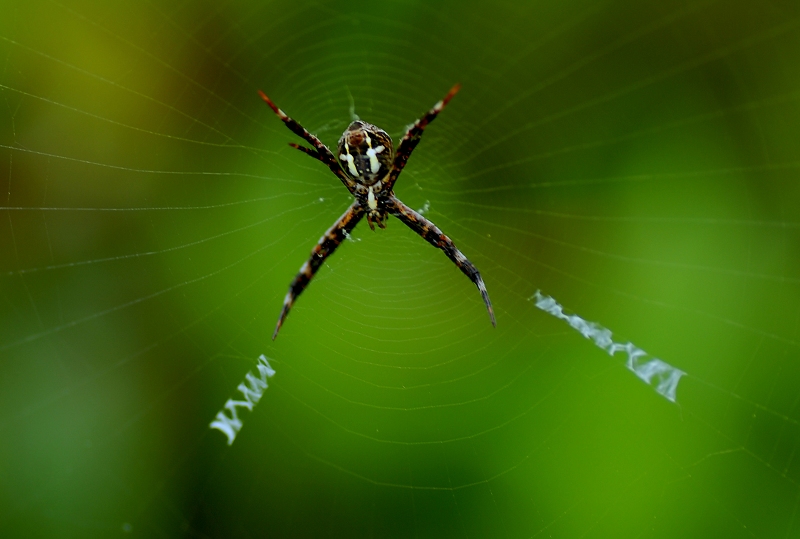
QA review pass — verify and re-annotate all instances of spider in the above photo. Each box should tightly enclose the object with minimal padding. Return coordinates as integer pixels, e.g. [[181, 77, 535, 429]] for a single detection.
[[260, 84, 495, 339]]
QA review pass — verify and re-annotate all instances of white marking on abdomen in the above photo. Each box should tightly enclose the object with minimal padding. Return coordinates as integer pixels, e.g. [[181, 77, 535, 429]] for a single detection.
[[342, 144, 359, 177], [365, 135, 385, 174]]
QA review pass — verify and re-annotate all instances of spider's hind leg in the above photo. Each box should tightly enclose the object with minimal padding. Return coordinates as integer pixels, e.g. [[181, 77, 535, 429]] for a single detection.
[[272, 202, 366, 339], [388, 196, 496, 327]]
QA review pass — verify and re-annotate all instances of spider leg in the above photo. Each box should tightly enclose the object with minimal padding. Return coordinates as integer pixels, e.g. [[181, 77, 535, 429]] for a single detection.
[[288, 142, 321, 160], [258, 90, 357, 194], [273, 201, 365, 340], [388, 195, 496, 327], [384, 83, 461, 193]]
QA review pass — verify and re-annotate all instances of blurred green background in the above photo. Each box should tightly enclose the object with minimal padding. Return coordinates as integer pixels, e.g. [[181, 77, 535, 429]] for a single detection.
[[2, 0, 800, 537]]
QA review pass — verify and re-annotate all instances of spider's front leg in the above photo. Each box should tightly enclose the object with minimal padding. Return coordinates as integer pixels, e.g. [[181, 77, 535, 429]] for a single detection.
[[258, 90, 356, 194], [384, 83, 461, 193], [272, 202, 365, 339], [388, 195, 496, 327]]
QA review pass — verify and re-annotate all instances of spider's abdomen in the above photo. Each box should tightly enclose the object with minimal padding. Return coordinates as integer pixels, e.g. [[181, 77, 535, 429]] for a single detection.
[[337, 121, 393, 185]]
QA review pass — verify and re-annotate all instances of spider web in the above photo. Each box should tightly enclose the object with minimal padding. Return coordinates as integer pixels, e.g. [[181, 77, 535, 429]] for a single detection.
[[2, 0, 800, 536]]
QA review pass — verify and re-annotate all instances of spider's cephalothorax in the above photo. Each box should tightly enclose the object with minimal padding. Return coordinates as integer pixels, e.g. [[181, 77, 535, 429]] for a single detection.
[[337, 121, 394, 229], [259, 84, 496, 339]]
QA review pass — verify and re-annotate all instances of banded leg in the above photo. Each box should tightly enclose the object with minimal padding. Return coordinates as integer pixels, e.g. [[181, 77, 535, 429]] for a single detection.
[[273, 202, 365, 339], [384, 83, 461, 192], [288, 142, 321, 160], [388, 196, 496, 327], [258, 90, 357, 194]]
